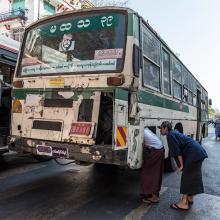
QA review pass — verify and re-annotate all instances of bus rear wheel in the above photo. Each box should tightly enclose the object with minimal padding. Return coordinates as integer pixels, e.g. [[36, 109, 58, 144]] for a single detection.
[[164, 156, 177, 172], [33, 155, 52, 162]]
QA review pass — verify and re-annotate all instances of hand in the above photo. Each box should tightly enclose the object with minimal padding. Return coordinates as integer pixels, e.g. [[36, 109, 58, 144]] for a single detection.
[[176, 166, 183, 174]]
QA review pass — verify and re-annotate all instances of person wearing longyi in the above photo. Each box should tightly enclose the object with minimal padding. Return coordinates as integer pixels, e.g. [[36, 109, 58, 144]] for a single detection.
[[159, 121, 208, 211], [140, 128, 164, 204]]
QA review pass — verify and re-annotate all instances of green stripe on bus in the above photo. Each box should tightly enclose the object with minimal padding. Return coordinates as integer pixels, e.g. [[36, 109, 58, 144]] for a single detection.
[[12, 88, 44, 99], [138, 90, 189, 112], [115, 88, 128, 101], [13, 88, 114, 100]]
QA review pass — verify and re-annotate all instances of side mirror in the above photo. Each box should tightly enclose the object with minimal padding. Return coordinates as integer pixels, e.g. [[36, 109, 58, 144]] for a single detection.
[[132, 44, 141, 77], [209, 99, 212, 106]]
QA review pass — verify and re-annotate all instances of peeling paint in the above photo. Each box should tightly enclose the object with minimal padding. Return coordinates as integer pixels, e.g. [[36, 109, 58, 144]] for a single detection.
[[58, 91, 74, 99], [25, 94, 43, 107]]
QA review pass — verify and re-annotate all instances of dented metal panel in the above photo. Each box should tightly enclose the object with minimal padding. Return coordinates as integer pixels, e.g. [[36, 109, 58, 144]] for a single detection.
[[127, 125, 142, 169]]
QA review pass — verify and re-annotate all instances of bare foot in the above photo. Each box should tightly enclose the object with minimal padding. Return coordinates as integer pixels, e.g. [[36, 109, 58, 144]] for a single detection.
[[188, 196, 193, 204], [174, 201, 188, 210]]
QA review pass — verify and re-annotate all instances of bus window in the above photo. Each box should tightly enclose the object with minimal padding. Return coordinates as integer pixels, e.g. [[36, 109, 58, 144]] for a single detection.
[[142, 26, 160, 90], [142, 26, 160, 65], [143, 59, 160, 90], [173, 81, 182, 99], [188, 91, 193, 104], [172, 58, 182, 83], [182, 68, 188, 102], [172, 58, 182, 100], [162, 49, 171, 95], [19, 12, 126, 76]]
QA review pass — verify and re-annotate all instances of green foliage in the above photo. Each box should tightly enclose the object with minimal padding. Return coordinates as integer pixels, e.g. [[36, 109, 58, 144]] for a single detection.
[[208, 105, 220, 119]]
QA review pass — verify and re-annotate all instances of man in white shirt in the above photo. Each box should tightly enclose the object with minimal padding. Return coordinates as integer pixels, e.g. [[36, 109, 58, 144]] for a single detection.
[[140, 128, 164, 203]]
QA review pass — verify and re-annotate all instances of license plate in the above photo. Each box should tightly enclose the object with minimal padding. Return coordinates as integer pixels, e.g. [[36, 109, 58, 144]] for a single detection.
[[36, 145, 69, 158], [69, 123, 92, 136], [52, 147, 69, 159], [36, 145, 52, 156]]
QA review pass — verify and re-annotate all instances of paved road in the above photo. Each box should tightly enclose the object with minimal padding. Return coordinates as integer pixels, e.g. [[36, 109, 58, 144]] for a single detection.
[[0, 126, 219, 220]]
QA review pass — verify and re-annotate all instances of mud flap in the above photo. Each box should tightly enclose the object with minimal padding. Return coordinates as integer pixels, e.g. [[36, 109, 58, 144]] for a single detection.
[[114, 88, 128, 150]]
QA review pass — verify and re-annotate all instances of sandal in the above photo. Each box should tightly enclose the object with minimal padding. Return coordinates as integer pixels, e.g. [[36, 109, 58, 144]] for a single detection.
[[170, 203, 189, 211], [142, 198, 159, 204], [188, 200, 193, 205]]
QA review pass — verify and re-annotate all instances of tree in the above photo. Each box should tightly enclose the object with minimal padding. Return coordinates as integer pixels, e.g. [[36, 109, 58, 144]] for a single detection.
[[208, 105, 220, 119], [208, 106, 215, 119], [90, 0, 129, 7]]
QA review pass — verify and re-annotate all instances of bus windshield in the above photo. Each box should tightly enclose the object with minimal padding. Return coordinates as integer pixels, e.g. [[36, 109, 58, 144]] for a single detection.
[[19, 12, 126, 76]]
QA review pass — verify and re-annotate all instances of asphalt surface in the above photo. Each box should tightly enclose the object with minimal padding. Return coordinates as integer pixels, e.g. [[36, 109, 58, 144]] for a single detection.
[[0, 126, 219, 220]]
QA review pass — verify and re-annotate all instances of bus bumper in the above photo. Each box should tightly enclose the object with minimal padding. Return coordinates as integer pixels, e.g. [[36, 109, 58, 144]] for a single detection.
[[8, 136, 128, 166]]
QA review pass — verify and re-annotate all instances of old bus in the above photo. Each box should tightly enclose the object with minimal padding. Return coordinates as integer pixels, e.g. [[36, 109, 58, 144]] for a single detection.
[[9, 7, 208, 169], [0, 35, 20, 153]]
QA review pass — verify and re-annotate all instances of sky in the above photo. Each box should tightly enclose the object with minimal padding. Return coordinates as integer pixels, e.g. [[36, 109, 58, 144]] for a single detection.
[[128, 0, 220, 111]]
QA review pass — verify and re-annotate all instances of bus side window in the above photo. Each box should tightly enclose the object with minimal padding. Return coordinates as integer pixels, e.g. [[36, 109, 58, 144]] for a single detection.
[[162, 49, 171, 95], [172, 58, 182, 100]]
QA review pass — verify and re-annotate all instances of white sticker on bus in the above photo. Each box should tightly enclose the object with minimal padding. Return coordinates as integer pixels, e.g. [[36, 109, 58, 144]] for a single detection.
[[21, 59, 117, 75], [94, 48, 123, 60]]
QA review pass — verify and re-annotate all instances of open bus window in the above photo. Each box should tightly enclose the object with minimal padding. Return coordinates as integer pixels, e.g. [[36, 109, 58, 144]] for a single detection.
[[183, 87, 188, 102], [193, 96, 197, 106], [19, 12, 126, 76]]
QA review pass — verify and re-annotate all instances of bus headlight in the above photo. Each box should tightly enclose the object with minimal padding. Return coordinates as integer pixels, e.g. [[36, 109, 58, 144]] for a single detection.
[[12, 99, 22, 113]]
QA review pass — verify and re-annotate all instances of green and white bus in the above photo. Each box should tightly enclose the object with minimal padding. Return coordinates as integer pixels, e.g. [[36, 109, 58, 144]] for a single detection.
[[9, 7, 209, 169]]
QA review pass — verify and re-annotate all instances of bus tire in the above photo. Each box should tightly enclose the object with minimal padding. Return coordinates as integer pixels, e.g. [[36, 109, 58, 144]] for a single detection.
[[164, 156, 176, 172]]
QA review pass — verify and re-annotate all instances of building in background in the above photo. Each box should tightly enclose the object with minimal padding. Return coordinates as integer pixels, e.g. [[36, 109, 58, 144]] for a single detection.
[[0, 35, 20, 150], [0, 0, 94, 42]]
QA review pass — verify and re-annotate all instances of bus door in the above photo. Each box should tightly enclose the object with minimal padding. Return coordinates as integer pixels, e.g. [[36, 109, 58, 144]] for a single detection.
[[196, 89, 202, 141]]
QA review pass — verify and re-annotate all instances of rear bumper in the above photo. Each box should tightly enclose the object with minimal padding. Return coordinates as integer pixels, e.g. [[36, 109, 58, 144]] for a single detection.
[[8, 136, 128, 166]]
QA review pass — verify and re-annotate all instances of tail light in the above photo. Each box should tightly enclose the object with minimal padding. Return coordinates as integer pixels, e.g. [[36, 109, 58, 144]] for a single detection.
[[107, 75, 124, 86], [13, 80, 24, 88], [12, 99, 22, 113]]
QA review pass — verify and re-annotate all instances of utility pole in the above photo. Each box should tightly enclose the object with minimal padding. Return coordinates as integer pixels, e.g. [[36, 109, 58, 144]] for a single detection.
[[37, 0, 40, 20]]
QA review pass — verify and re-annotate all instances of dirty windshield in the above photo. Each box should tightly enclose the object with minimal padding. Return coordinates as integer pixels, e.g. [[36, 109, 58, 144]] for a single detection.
[[19, 12, 126, 76]]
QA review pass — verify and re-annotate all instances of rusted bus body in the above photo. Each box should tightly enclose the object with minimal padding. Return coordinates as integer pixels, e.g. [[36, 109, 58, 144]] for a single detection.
[[9, 7, 209, 169]]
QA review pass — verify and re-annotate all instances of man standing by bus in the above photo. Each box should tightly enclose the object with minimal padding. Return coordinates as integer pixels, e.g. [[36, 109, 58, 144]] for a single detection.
[[140, 128, 165, 203]]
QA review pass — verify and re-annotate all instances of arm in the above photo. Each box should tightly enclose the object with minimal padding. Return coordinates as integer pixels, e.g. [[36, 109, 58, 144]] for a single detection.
[[177, 155, 184, 172]]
